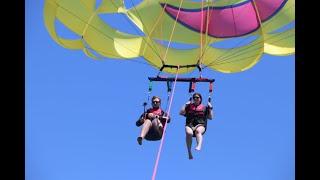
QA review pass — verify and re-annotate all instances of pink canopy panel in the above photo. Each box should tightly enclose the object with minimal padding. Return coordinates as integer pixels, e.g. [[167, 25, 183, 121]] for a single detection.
[[162, 0, 286, 38]]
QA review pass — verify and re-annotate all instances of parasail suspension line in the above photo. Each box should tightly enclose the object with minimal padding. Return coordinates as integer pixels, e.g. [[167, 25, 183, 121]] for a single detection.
[[151, 66, 180, 180]]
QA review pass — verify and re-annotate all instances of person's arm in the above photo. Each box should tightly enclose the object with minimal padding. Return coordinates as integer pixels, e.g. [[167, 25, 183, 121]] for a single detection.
[[147, 112, 156, 119], [161, 112, 171, 123], [136, 113, 145, 126], [206, 102, 213, 120], [179, 107, 186, 116], [136, 109, 151, 126], [179, 101, 190, 116]]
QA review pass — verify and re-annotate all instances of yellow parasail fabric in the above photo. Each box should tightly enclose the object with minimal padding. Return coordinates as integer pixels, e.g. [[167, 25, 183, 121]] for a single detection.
[[44, 0, 295, 74]]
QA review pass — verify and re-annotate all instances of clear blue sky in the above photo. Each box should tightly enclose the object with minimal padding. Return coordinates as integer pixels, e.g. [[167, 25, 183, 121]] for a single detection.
[[26, 1, 295, 180]]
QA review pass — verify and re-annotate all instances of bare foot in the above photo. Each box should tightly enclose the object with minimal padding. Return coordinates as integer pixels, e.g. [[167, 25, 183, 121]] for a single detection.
[[195, 146, 201, 151]]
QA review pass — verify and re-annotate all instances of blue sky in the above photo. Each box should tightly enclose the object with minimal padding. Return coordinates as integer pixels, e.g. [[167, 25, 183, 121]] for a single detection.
[[26, 1, 295, 180]]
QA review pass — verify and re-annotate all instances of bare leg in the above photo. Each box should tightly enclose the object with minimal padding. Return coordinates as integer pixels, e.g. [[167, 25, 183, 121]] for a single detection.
[[140, 119, 152, 138], [151, 119, 163, 136], [185, 126, 194, 160], [194, 126, 205, 151], [157, 119, 163, 131], [137, 119, 152, 145]]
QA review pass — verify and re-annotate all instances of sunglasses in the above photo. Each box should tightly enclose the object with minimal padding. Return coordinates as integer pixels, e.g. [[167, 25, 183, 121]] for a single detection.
[[152, 101, 160, 104], [193, 96, 200, 99]]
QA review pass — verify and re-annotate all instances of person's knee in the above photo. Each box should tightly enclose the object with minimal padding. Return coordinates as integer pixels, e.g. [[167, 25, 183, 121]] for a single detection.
[[151, 119, 158, 126], [195, 131, 203, 136], [185, 130, 193, 136], [195, 127, 205, 135]]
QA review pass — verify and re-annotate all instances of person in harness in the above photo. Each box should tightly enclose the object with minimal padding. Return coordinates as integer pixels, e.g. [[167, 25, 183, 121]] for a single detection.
[[136, 96, 170, 145], [179, 92, 213, 159]]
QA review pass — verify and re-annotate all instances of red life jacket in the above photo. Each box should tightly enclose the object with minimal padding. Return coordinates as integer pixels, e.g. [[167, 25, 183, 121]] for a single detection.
[[136, 108, 169, 127], [185, 103, 207, 127], [147, 108, 163, 116], [147, 108, 167, 126], [185, 103, 206, 118]]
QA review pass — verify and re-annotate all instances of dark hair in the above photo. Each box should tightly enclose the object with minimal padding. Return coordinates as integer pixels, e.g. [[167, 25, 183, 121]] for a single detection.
[[193, 93, 202, 104], [152, 96, 161, 103]]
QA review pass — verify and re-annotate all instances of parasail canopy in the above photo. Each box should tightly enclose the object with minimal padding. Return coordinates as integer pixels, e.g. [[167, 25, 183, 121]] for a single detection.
[[44, 0, 295, 74]]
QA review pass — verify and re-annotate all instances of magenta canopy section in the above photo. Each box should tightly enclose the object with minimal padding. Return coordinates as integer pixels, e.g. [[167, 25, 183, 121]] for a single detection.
[[162, 0, 286, 38]]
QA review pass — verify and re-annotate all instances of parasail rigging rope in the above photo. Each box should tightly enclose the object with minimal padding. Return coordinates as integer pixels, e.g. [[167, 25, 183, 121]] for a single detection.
[[151, 67, 180, 180], [162, 0, 185, 65]]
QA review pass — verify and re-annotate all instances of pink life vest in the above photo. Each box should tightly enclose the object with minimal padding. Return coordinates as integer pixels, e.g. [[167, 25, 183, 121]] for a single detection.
[[147, 108, 163, 116], [185, 103, 206, 118]]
